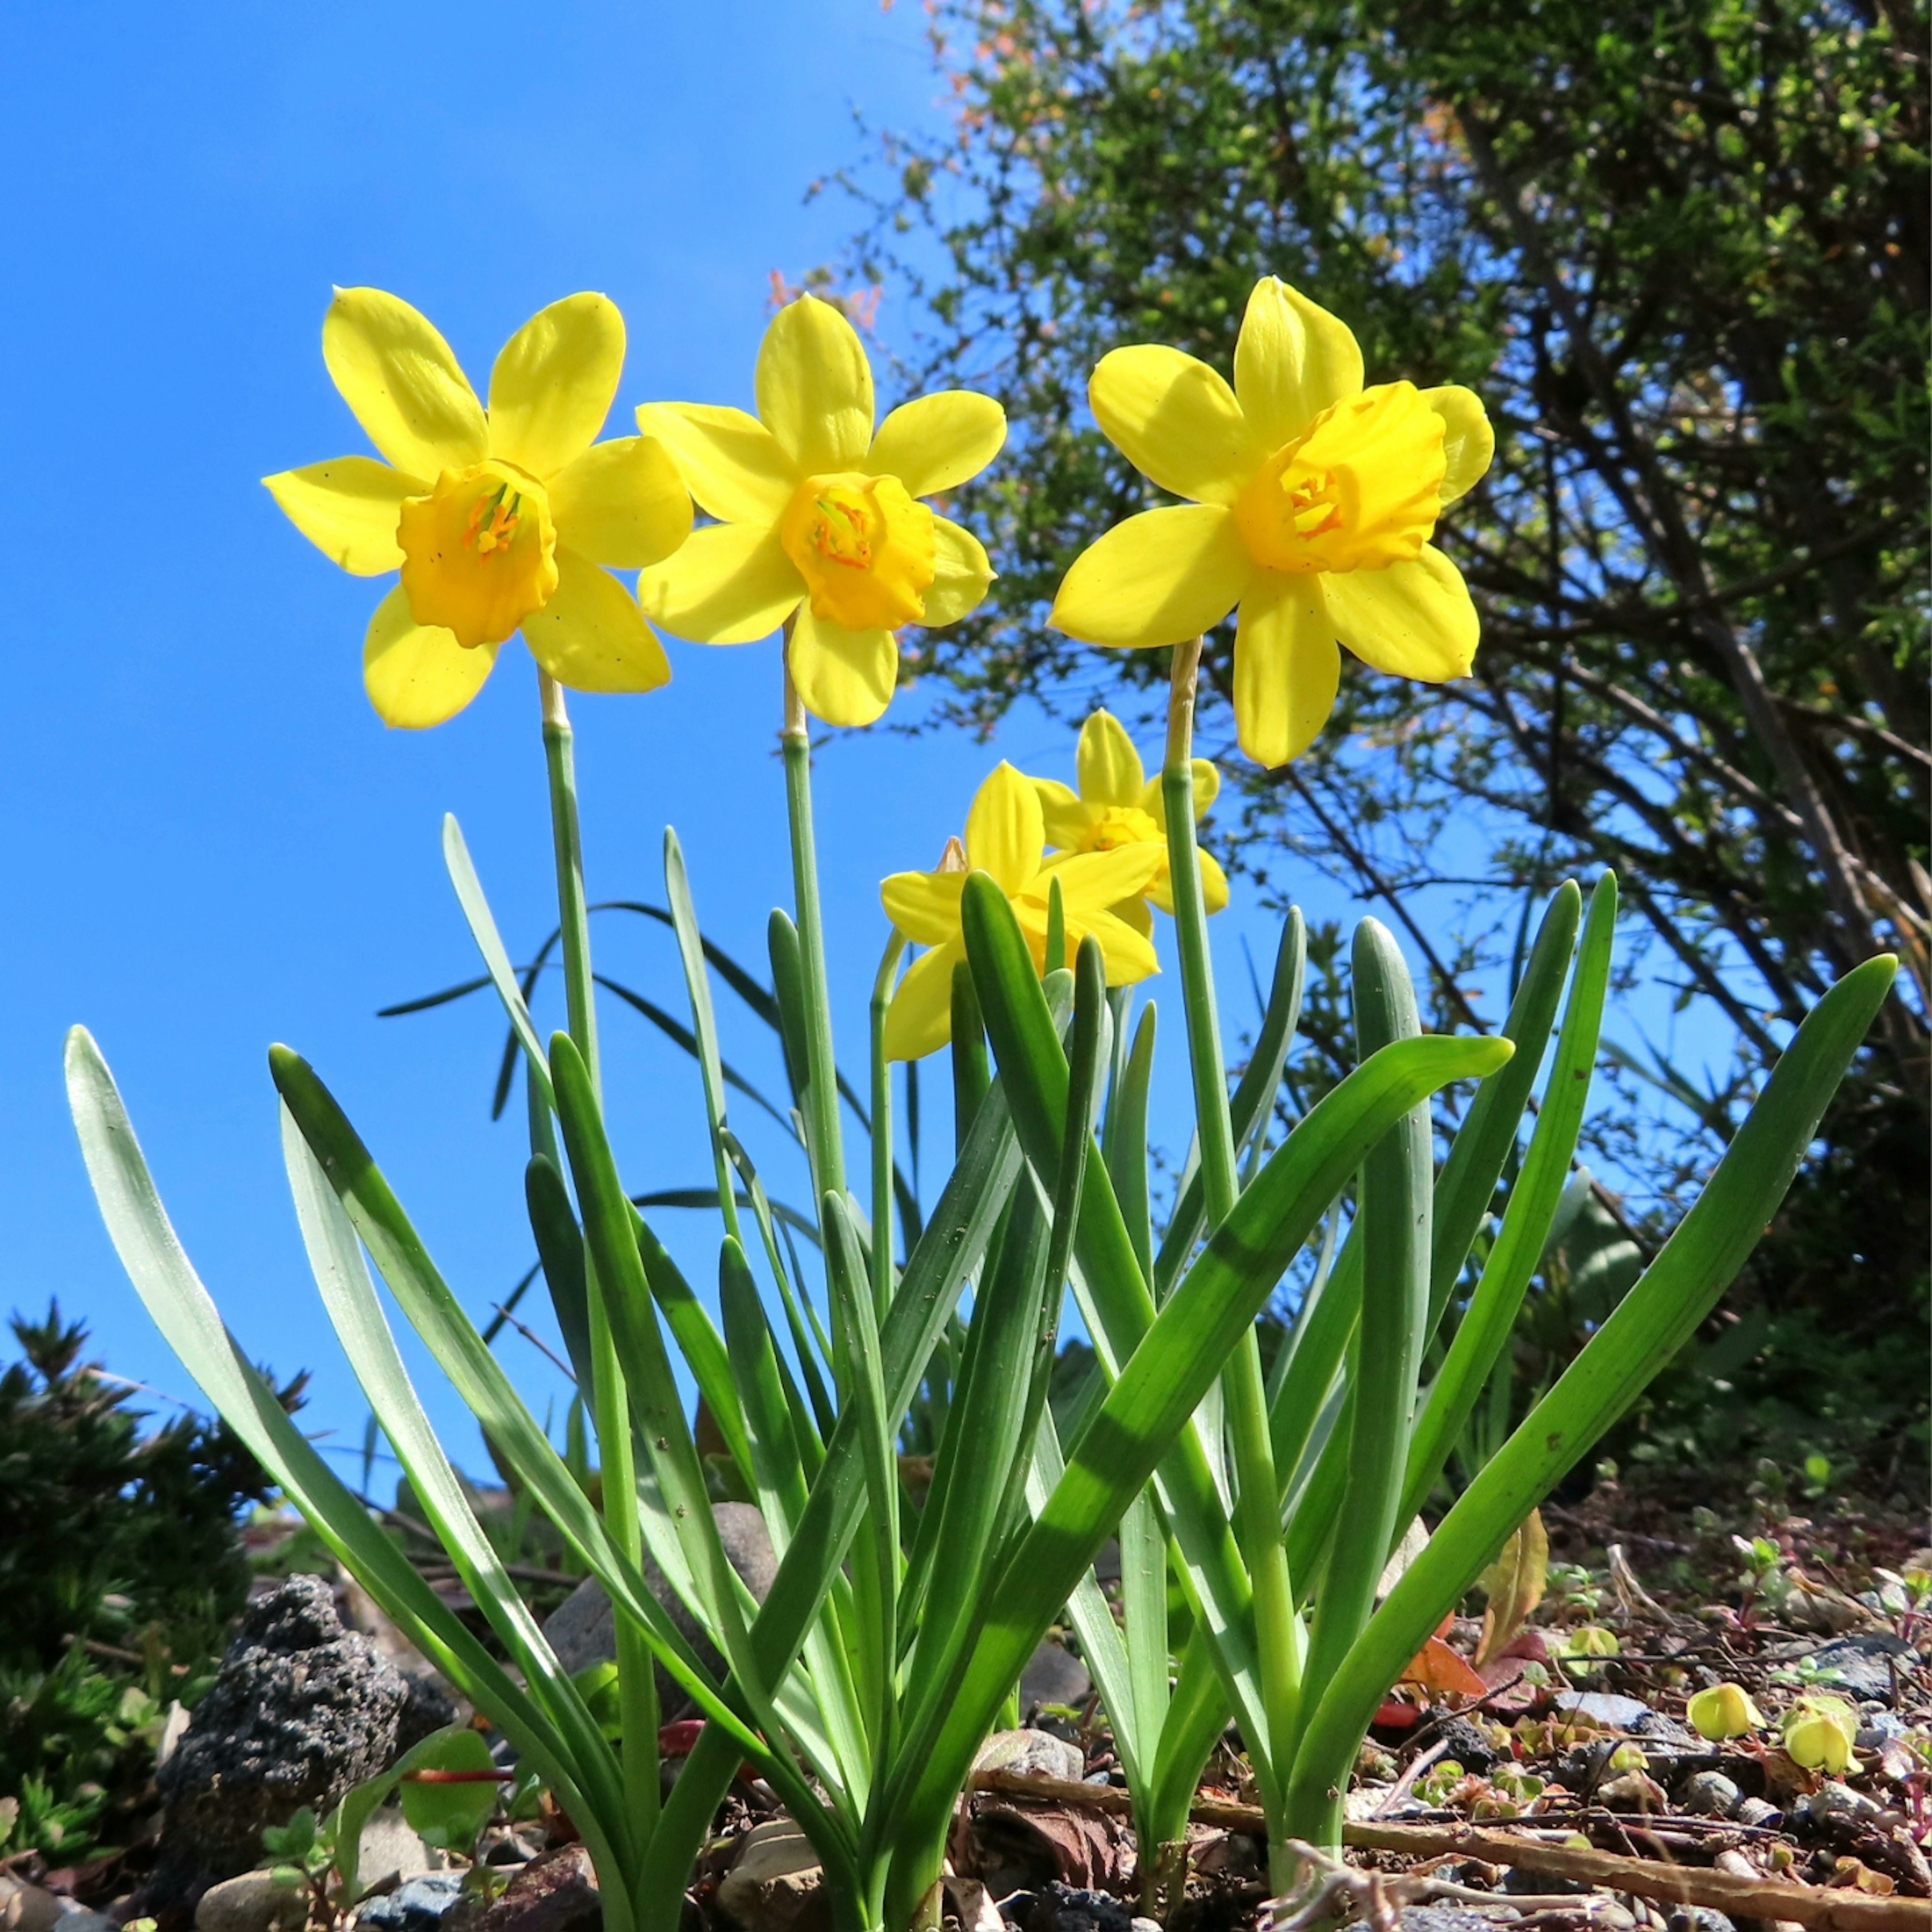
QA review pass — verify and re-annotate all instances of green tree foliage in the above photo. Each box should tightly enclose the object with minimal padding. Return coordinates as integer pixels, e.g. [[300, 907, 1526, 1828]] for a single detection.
[[0, 1307, 295, 1860], [840, 0, 1928, 1470]]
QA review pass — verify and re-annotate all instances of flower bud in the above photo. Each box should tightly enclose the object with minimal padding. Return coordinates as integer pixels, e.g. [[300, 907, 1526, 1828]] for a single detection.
[[1783, 1695, 1858, 1773], [1687, 1682, 1765, 1741]]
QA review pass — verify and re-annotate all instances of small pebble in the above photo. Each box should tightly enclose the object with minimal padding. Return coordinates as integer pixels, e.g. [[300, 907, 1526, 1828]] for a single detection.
[[1682, 1770, 1743, 1819]]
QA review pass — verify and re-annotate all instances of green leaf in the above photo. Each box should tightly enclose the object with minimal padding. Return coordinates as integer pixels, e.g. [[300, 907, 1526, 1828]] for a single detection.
[[441, 816, 553, 1111], [892, 1015, 1512, 1864], [524, 1155, 592, 1392], [1287, 954, 1898, 1847], [1400, 875, 1616, 1526], [395, 1728, 500, 1855], [1302, 920, 1431, 1700], [63, 1030, 626, 1908]]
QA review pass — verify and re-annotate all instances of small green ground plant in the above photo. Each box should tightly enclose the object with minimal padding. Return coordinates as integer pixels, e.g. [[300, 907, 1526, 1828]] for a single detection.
[[66, 273, 1893, 1930], [0, 1308, 290, 1865]]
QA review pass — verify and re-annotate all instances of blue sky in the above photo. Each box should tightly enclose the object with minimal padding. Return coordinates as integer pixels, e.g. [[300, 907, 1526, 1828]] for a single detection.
[[0, 2, 1370, 1484]]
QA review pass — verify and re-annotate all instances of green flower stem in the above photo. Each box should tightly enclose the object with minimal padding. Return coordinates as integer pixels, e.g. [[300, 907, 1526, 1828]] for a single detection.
[[781, 653, 847, 1205], [871, 933, 908, 1319], [1160, 639, 1303, 1869], [538, 671, 659, 1848]]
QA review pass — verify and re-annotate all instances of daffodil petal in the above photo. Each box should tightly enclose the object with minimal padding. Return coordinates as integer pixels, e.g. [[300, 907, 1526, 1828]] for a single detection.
[[965, 763, 1045, 896], [363, 585, 498, 729], [788, 605, 897, 727], [522, 548, 671, 695], [1233, 277, 1364, 450], [1054, 842, 1165, 911], [635, 403, 796, 523], [1050, 505, 1251, 650], [867, 390, 1006, 498], [1138, 756, 1221, 825], [1233, 576, 1341, 767], [1076, 709, 1147, 807], [1089, 345, 1263, 506], [1149, 846, 1229, 917], [488, 293, 624, 479], [921, 516, 995, 628], [881, 870, 967, 946], [549, 436, 693, 569], [756, 296, 873, 472], [1112, 895, 1156, 940], [1325, 544, 1478, 683], [639, 522, 803, 646], [1072, 904, 1160, 985], [883, 936, 965, 1061], [1422, 386, 1494, 505], [263, 457, 415, 576], [324, 288, 487, 479], [1033, 780, 1094, 852]]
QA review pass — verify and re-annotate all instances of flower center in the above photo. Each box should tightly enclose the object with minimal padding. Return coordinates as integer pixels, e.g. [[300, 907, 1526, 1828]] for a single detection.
[[779, 472, 937, 632], [397, 460, 559, 649], [1233, 381, 1446, 576], [1081, 805, 1162, 852]]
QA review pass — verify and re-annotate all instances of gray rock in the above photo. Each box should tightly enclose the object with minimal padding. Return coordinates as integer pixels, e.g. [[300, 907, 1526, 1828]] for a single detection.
[[356, 1875, 465, 1932], [1665, 1912, 1733, 1932], [0, 1876, 69, 1932], [1022, 1639, 1092, 1714], [540, 1502, 775, 1720], [356, 1808, 441, 1887], [1802, 1635, 1911, 1704], [714, 1820, 824, 1932], [160, 1576, 409, 1888], [1682, 1770, 1743, 1819], [973, 1727, 1084, 1784], [192, 1872, 310, 1932], [1399, 1912, 1515, 1932], [1555, 1690, 1694, 1742]]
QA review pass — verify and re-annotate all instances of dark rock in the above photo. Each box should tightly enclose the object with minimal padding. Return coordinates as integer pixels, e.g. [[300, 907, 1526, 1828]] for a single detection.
[[1667, 1911, 1734, 1932], [447, 1847, 600, 1932], [1801, 1635, 1912, 1705], [1431, 1715, 1502, 1774], [1023, 1884, 1134, 1932], [540, 1504, 775, 1721], [157, 1575, 409, 1890], [356, 1875, 465, 1932], [395, 1671, 460, 1755], [1022, 1640, 1093, 1714]]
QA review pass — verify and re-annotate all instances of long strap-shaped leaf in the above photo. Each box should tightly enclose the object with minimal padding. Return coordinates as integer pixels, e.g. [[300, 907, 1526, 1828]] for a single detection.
[[959, 874, 1276, 1750], [638, 1066, 1028, 1903], [63, 1030, 629, 1905], [886, 1021, 1512, 1871], [1283, 953, 1898, 1846], [268, 1046, 767, 1758], [278, 1110, 630, 1877], [1398, 875, 1617, 1525]]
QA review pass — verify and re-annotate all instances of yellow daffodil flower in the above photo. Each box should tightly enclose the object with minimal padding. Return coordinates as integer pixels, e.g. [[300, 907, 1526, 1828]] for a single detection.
[[1050, 276, 1494, 769], [879, 763, 1163, 1060], [1030, 709, 1229, 937], [265, 289, 692, 729], [635, 295, 1004, 729]]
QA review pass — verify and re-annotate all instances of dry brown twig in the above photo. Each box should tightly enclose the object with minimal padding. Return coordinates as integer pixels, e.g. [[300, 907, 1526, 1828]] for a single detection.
[[1265, 1837, 1626, 1930]]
